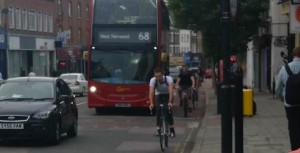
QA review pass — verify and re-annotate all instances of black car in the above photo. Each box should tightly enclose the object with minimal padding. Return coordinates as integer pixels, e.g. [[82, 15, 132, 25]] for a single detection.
[[0, 77, 78, 145]]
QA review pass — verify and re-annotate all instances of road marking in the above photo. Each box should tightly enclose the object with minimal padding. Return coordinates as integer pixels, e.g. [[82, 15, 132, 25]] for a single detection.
[[77, 102, 87, 106], [188, 121, 200, 128], [179, 125, 195, 153]]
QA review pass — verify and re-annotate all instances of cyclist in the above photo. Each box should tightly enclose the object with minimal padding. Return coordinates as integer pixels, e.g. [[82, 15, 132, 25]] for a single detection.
[[176, 65, 196, 107], [149, 67, 176, 138], [198, 67, 204, 86]]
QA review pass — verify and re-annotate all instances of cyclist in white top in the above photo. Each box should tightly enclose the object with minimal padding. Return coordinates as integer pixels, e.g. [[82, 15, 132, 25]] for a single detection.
[[149, 67, 176, 138]]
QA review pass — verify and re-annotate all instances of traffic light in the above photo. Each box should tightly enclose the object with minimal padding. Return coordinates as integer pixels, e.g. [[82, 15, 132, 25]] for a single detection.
[[58, 61, 66, 67], [230, 55, 237, 63]]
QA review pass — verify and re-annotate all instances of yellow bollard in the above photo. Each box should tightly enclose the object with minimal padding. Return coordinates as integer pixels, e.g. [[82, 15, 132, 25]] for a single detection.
[[243, 89, 253, 116]]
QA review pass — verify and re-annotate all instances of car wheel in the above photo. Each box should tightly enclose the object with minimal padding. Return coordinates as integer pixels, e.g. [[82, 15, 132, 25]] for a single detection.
[[67, 116, 78, 137], [80, 87, 86, 97], [49, 121, 61, 145]]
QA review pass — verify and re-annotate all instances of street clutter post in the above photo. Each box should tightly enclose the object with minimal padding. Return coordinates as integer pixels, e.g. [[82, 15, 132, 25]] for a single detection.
[[243, 89, 253, 116], [217, 83, 222, 114], [221, 0, 232, 152], [233, 73, 244, 153]]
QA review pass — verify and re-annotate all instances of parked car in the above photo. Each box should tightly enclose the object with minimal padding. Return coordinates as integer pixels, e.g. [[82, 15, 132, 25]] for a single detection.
[[59, 73, 87, 96], [0, 77, 78, 145]]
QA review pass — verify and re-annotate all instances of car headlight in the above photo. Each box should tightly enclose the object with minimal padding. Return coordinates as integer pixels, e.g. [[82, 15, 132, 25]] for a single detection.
[[33, 111, 51, 119]]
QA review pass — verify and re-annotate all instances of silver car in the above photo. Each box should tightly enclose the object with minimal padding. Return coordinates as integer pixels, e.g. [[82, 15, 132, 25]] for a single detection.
[[59, 73, 87, 96]]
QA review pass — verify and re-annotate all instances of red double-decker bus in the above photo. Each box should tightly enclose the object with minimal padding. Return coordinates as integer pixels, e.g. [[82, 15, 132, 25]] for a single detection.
[[88, 0, 170, 113]]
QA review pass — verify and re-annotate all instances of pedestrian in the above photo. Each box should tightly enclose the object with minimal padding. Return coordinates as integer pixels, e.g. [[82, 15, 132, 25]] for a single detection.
[[276, 46, 300, 151], [20, 69, 26, 76], [51, 69, 58, 77], [28, 67, 36, 77]]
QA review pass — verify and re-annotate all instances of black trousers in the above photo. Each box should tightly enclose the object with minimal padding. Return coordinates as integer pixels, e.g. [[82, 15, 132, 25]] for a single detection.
[[285, 106, 300, 151], [156, 94, 174, 126]]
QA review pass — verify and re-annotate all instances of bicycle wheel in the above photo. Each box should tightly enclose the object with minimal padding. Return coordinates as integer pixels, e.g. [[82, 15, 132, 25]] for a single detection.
[[165, 121, 169, 148], [192, 91, 196, 109], [159, 117, 166, 152], [183, 97, 188, 118]]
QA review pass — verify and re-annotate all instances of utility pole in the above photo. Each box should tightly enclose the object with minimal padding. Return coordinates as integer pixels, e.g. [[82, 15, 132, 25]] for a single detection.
[[221, 0, 232, 153]]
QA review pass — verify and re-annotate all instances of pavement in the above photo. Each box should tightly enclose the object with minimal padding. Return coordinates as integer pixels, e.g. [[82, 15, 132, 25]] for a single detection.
[[191, 79, 291, 153]]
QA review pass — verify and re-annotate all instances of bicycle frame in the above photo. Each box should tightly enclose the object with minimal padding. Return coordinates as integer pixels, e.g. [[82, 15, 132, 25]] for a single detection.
[[158, 103, 170, 152], [181, 87, 191, 117]]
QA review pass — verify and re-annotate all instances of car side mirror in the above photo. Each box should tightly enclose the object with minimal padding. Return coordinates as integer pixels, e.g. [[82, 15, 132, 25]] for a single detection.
[[56, 95, 68, 103]]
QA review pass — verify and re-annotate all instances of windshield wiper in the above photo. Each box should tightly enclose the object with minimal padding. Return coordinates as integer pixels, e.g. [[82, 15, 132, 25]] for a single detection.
[[0, 98, 34, 101]]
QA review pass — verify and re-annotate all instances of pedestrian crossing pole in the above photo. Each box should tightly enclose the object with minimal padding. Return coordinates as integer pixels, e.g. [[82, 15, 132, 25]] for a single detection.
[[221, 0, 232, 153]]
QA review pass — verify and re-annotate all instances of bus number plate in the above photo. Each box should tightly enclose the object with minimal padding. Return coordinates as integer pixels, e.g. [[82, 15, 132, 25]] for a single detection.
[[115, 103, 131, 107]]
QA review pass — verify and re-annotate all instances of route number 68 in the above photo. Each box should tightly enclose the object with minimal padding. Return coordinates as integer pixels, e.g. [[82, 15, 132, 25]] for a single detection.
[[138, 32, 150, 41]]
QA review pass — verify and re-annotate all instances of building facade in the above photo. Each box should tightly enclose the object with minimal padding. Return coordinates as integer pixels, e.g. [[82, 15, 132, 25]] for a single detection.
[[0, 0, 56, 78], [55, 0, 90, 75]]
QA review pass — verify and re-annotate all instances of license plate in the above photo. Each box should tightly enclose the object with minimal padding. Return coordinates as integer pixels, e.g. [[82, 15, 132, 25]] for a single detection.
[[115, 103, 131, 107], [0, 123, 24, 129]]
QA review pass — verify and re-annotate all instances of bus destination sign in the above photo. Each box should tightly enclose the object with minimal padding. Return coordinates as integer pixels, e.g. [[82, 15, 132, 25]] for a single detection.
[[96, 30, 155, 44]]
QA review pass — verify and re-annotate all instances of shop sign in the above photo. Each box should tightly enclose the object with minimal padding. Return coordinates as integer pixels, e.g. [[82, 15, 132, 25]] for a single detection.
[[290, 4, 300, 33], [280, 1, 290, 15]]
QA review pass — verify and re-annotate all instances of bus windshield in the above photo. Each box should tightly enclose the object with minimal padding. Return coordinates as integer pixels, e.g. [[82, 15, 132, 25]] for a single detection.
[[90, 50, 155, 84], [94, 0, 157, 24]]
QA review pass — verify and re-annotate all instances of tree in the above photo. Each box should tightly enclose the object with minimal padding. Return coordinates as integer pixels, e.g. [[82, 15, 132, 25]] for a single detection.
[[168, 0, 269, 62]]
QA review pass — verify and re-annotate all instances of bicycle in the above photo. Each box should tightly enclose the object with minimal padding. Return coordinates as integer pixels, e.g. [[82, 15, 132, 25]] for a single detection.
[[181, 87, 191, 118], [150, 99, 170, 152], [191, 88, 197, 109]]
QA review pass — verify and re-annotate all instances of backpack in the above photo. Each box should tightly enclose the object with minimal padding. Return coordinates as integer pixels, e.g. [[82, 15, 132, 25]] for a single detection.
[[284, 64, 300, 105], [155, 75, 169, 88]]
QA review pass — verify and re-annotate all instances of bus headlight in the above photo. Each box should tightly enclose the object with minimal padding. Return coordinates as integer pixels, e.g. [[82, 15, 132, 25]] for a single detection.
[[90, 86, 97, 93]]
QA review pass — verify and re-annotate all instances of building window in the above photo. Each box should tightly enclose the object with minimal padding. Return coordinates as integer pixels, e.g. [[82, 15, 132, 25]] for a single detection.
[[28, 11, 37, 31], [22, 9, 27, 30], [77, 3, 81, 18], [58, 0, 62, 15], [170, 33, 174, 43], [78, 29, 82, 44], [43, 13, 48, 32], [38, 12, 42, 32], [15, 8, 21, 29], [68, 1, 72, 17], [0, 9, 2, 26], [48, 14, 53, 33], [8, 7, 14, 28], [69, 27, 73, 43], [86, 5, 89, 20]]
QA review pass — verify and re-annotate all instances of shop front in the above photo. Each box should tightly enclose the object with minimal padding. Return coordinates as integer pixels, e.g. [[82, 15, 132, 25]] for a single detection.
[[56, 47, 82, 75], [0, 28, 7, 79], [8, 35, 55, 78]]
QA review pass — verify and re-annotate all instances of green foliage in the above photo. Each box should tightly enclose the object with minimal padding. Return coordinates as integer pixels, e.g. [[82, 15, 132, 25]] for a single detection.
[[168, 0, 269, 61]]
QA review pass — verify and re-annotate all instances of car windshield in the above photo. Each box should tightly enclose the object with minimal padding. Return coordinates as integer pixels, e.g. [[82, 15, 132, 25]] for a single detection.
[[60, 75, 78, 81], [0, 82, 54, 101]]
